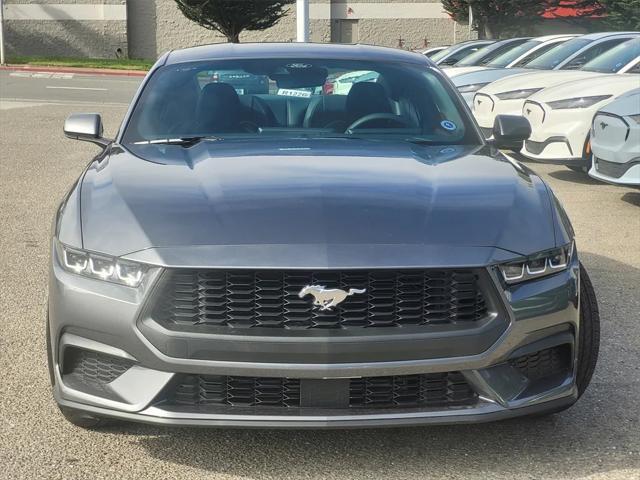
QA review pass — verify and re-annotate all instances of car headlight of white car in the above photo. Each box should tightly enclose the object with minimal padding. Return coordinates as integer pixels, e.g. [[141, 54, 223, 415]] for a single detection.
[[495, 88, 542, 100], [55, 239, 149, 287], [458, 83, 490, 94], [498, 242, 574, 284], [547, 95, 612, 110], [628, 114, 640, 125]]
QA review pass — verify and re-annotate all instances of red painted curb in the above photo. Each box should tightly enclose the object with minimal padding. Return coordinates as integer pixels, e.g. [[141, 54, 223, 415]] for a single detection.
[[0, 64, 148, 77]]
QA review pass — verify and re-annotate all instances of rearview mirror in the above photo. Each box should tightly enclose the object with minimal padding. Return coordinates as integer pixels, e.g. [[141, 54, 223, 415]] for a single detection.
[[492, 114, 531, 150], [64, 113, 111, 148]]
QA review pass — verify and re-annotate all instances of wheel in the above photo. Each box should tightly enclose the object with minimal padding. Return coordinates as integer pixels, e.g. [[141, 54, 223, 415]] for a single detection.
[[59, 406, 112, 429], [567, 137, 592, 174], [575, 262, 600, 397]]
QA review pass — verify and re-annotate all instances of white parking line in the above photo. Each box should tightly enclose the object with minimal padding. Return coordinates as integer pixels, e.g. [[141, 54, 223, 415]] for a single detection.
[[45, 86, 108, 91]]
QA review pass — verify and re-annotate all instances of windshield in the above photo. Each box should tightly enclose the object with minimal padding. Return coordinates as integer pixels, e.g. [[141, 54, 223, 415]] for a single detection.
[[122, 58, 479, 147], [525, 38, 590, 70], [429, 45, 458, 62], [582, 38, 640, 73], [456, 39, 529, 67], [486, 40, 541, 68]]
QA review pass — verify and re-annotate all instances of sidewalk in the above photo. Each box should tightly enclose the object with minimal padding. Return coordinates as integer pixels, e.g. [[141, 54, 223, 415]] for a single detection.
[[0, 64, 148, 77]]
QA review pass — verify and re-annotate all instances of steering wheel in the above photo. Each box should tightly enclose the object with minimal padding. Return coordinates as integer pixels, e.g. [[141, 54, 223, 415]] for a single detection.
[[346, 113, 413, 132]]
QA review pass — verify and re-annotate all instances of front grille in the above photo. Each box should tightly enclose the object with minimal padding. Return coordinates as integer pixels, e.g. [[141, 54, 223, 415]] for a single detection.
[[525, 137, 571, 156], [170, 375, 302, 407], [150, 269, 489, 330], [162, 373, 477, 410], [62, 348, 134, 386], [349, 372, 477, 408], [510, 344, 571, 381], [595, 157, 639, 179]]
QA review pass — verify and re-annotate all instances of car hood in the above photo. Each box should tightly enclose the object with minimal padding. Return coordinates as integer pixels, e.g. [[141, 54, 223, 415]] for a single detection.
[[599, 88, 640, 116], [451, 68, 529, 87], [528, 74, 638, 102], [444, 66, 488, 77], [79, 139, 556, 267], [480, 70, 602, 95]]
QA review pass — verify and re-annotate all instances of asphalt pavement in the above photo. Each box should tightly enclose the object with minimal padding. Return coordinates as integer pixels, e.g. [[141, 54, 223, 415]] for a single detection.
[[0, 71, 639, 480]]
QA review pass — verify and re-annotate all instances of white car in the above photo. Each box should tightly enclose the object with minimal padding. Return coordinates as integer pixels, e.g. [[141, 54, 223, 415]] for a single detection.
[[520, 75, 640, 170], [331, 70, 379, 95], [455, 33, 638, 110], [444, 37, 531, 70], [474, 37, 640, 137], [429, 40, 494, 66], [421, 46, 449, 58], [445, 34, 578, 78], [589, 89, 640, 186]]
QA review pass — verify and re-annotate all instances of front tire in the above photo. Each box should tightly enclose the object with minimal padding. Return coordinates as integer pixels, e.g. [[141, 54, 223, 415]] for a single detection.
[[575, 262, 600, 397]]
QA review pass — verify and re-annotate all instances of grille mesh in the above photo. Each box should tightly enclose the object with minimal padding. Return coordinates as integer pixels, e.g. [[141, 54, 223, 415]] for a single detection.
[[63, 348, 133, 386], [510, 344, 571, 381], [164, 373, 477, 410], [349, 372, 477, 408], [151, 269, 489, 330]]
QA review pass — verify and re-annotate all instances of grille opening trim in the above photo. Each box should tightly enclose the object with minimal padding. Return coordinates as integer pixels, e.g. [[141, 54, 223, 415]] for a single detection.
[[147, 268, 494, 332]]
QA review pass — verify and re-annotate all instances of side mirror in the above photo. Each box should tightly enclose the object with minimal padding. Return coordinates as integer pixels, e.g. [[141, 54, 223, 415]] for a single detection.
[[64, 113, 111, 148], [492, 114, 531, 150]]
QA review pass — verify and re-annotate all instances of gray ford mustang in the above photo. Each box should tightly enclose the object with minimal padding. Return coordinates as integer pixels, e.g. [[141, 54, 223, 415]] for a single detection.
[[48, 43, 600, 429]]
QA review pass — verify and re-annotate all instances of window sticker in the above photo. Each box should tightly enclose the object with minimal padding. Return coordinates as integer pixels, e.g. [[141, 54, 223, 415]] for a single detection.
[[277, 88, 312, 98], [440, 120, 457, 131]]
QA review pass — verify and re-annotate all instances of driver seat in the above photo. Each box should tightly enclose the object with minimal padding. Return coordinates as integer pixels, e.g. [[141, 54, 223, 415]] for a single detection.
[[196, 82, 242, 132], [345, 82, 392, 126]]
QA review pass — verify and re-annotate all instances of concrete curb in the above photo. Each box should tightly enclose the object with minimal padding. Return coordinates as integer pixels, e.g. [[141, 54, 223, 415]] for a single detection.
[[0, 65, 148, 77]]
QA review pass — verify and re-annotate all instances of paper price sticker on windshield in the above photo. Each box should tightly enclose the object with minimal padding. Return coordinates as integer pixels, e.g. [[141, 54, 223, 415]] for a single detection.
[[277, 88, 312, 98]]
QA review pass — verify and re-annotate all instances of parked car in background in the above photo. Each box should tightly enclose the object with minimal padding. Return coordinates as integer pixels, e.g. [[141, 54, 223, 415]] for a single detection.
[[474, 38, 640, 137], [430, 39, 494, 66], [332, 70, 379, 95], [445, 37, 531, 69], [453, 32, 639, 109], [520, 75, 639, 170], [485, 34, 580, 69], [421, 45, 449, 57], [589, 89, 640, 186]]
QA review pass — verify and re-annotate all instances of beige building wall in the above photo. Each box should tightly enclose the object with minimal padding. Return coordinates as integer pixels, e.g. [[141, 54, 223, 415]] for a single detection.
[[130, 1, 474, 60]]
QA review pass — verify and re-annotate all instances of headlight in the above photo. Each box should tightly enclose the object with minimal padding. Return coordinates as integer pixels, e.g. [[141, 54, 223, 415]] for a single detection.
[[495, 88, 542, 100], [547, 95, 611, 110], [458, 82, 490, 94], [498, 242, 574, 284], [628, 114, 640, 125], [55, 240, 148, 287]]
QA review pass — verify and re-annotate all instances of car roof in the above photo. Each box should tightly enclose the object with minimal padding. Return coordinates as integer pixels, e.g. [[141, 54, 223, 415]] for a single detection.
[[165, 42, 432, 66], [534, 34, 579, 42], [578, 31, 640, 40]]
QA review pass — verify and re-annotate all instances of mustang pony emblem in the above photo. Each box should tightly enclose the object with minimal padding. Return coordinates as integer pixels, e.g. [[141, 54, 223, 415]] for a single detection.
[[600, 121, 608, 130], [298, 285, 366, 311]]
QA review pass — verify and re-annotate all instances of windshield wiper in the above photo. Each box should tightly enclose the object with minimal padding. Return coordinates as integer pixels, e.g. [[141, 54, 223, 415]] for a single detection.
[[132, 136, 222, 147], [404, 138, 444, 146]]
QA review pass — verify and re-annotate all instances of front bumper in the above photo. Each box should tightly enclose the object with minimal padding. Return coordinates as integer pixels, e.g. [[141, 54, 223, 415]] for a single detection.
[[473, 94, 526, 138], [49, 246, 582, 428], [519, 101, 591, 165]]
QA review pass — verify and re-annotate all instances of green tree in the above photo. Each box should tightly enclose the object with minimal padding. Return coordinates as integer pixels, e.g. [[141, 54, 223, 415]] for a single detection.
[[598, 0, 640, 30], [174, 0, 295, 43], [442, 0, 559, 38]]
